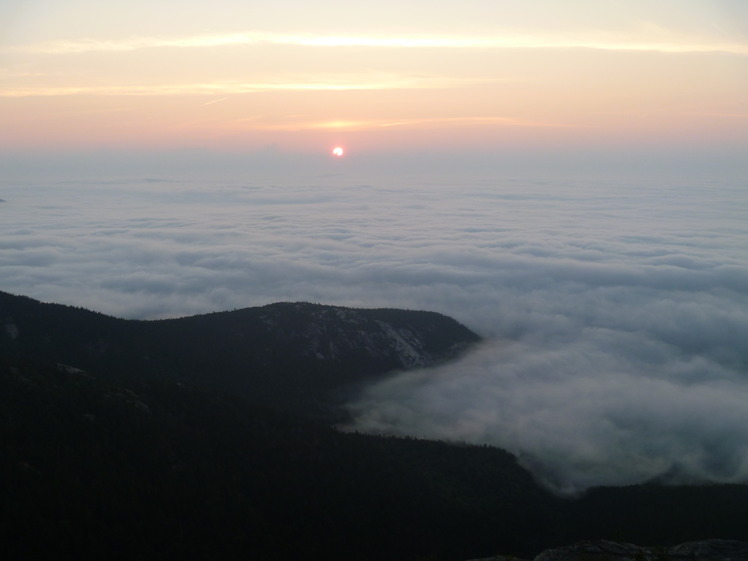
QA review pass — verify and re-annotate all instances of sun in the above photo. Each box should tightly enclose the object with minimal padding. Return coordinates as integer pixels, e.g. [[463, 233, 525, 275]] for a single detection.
[[332, 146, 344, 157]]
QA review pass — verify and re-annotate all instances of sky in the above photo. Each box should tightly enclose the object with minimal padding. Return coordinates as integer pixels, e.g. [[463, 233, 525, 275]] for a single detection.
[[1, 0, 747, 172]]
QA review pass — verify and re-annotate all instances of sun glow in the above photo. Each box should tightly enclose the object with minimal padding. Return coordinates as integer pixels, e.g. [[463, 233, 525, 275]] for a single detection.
[[332, 146, 344, 157]]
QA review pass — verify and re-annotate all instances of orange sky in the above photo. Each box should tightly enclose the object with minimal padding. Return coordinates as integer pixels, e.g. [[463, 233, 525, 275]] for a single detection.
[[2, 1, 747, 159]]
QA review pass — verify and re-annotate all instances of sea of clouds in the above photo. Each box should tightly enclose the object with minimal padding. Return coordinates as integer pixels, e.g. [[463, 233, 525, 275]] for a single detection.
[[2, 168, 747, 494]]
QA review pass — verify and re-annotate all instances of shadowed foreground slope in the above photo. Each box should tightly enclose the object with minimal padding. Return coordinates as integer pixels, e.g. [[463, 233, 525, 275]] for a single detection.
[[1, 354, 558, 560]]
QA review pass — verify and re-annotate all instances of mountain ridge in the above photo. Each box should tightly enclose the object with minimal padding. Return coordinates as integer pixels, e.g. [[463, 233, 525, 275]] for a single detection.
[[0, 290, 479, 416]]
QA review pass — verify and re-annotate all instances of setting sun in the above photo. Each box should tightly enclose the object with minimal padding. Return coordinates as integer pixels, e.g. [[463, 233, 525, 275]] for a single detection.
[[332, 146, 344, 157]]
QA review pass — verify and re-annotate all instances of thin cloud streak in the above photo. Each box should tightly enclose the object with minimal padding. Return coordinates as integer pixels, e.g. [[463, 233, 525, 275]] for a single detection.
[[203, 97, 228, 106], [7, 30, 748, 56], [0, 75, 482, 98], [259, 116, 579, 132]]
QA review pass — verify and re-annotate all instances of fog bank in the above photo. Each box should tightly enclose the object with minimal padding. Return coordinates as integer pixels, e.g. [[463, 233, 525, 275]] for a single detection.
[[2, 171, 747, 492]]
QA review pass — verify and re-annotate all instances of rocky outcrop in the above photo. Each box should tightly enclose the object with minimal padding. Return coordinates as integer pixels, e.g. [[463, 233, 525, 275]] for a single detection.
[[469, 540, 748, 561], [257, 302, 479, 368]]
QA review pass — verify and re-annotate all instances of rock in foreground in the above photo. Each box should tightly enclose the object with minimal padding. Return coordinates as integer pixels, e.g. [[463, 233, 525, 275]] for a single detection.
[[471, 539, 748, 561]]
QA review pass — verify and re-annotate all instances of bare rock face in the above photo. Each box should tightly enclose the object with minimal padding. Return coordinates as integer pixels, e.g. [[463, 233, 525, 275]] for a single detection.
[[668, 541, 748, 561], [530, 540, 748, 561], [533, 540, 648, 561], [467, 540, 748, 561], [257, 302, 478, 369]]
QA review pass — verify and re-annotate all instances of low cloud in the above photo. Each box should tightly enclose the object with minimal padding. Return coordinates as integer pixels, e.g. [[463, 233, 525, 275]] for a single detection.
[[347, 331, 748, 495], [1, 170, 747, 493]]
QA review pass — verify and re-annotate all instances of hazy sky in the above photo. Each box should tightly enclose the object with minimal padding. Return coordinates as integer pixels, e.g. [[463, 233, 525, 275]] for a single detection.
[[2, 0, 747, 164]]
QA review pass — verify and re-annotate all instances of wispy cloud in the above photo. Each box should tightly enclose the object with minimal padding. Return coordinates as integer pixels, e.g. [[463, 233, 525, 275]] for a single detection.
[[0, 74, 485, 98], [266, 116, 580, 132], [7, 30, 748, 56], [687, 111, 748, 120], [203, 97, 228, 106]]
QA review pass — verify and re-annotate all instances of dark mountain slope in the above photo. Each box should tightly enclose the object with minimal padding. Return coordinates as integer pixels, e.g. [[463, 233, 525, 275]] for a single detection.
[[3, 354, 747, 561], [0, 291, 479, 413], [0, 354, 560, 561]]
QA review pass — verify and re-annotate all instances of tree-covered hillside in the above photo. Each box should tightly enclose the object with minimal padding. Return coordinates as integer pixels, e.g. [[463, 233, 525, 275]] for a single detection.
[[0, 291, 478, 417], [1, 354, 561, 560]]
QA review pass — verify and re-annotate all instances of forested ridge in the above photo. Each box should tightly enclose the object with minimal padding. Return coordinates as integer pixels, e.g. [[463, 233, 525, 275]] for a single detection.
[[0, 291, 478, 418]]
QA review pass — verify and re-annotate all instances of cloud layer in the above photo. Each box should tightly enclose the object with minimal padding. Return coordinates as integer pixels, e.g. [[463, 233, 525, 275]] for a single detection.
[[1, 167, 747, 493]]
